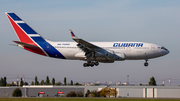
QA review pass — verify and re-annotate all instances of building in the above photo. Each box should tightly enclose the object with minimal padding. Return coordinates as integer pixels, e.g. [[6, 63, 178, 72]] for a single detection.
[[0, 85, 180, 98]]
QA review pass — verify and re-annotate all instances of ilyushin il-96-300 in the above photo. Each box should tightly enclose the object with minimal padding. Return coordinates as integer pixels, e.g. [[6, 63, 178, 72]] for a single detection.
[[5, 12, 169, 67]]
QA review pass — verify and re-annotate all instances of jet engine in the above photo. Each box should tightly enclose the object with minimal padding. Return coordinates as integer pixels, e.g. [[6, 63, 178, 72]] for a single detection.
[[94, 50, 114, 58], [114, 52, 125, 61]]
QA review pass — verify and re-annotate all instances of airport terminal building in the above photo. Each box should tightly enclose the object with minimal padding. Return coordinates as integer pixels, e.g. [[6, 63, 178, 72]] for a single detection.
[[0, 86, 180, 98]]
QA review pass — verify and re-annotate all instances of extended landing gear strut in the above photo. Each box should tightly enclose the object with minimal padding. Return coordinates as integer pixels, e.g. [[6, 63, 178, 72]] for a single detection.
[[144, 59, 149, 67], [83, 61, 99, 67]]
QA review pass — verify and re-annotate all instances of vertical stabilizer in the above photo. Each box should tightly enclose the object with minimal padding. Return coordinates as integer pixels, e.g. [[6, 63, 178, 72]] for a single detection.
[[5, 12, 47, 56], [5, 12, 65, 59]]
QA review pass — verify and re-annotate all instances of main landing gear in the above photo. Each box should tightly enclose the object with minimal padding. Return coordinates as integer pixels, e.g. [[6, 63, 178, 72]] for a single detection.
[[144, 59, 149, 67], [83, 61, 99, 67]]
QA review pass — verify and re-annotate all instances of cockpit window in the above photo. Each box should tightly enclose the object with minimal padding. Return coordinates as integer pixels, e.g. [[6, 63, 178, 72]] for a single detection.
[[161, 47, 167, 50]]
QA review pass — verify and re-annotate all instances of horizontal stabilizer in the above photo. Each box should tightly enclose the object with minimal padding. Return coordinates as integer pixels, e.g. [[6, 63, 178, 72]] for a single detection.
[[13, 41, 38, 48], [9, 44, 18, 46]]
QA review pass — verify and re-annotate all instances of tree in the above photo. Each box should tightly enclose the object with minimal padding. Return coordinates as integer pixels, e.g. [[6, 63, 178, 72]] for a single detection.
[[74, 82, 81, 85], [40, 80, 45, 85], [6, 83, 12, 86], [66, 91, 76, 97], [20, 78, 23, 87], [64, 77, 66, 85], [70, 80, 73, 85], [76, 91, 84, 97], [0, 77, 3, 86], [149, 77, 157, 86], [12, 88, 22, 97], [86, 89, 91, 97], [3, 77, 7, 86], [99, 87, 117, 97], [94, 84, 99, 86], [31, 81, 34, 85], [55, 82, 61, 85], [35, 76, 39, 85], [115, 88, 116, 98], [91, 90, 98, 97], [45, 76, 50, 85], [52, 78, 55, 85], [24, 82, 28, 85], [11, 82, 16, 86], [0, 77, 7, 86]]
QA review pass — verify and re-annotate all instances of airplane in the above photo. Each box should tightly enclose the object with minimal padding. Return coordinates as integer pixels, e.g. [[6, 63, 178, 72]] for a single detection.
[[5, 12, 169, 67]]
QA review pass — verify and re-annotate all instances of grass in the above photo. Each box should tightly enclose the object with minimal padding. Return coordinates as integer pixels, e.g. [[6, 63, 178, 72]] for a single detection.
[[0, 98, 180, 101]]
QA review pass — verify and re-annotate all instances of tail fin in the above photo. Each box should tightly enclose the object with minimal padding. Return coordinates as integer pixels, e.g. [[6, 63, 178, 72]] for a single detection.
[[5, 12, 66, 58], [5, 12, 46, 44], [5, 12, 47, 56]]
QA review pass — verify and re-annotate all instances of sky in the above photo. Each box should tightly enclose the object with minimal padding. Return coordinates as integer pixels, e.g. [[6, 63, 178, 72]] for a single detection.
[[0, 0, 180, 86]]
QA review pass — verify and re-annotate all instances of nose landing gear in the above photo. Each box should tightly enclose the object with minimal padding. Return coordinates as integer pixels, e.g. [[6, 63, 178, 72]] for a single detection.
[[144, 59, 149, 67]]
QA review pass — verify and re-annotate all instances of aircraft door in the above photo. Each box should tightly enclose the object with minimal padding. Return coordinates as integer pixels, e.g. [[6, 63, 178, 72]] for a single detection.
[[151, 45, 155, 52]]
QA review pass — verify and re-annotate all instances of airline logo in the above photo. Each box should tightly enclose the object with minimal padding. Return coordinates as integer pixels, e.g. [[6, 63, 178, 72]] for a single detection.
[[6, 12, 66, 59], [113, 43, 143, 47], [69, 29, 75, 37]]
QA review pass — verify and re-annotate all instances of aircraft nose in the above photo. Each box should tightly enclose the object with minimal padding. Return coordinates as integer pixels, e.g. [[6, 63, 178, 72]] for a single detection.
[[166, 49, 170, 54], [164, 49, 170, 55], [161, 48, 169, 56]]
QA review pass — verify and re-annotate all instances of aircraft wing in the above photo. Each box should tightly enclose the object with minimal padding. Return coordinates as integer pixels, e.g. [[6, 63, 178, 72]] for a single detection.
[[69, 30, 101, 52], [69, 30, 120, 62]]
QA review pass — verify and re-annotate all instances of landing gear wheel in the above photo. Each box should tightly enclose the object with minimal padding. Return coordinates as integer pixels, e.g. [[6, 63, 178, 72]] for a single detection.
[[144, 62, 148, 67], [83, 63, 88, 67], [94, 61, 99, 66], [83, 61, 99, 67], [90, 62, 94, 67], [144, 59, 149, 67]]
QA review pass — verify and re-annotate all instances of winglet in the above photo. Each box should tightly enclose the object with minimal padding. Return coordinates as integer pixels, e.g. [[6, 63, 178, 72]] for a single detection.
[[69, 29, 78, 39]]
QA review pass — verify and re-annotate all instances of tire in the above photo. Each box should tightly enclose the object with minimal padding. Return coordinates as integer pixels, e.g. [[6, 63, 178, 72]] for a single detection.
[[83, 63, 88, 67], [144, 62, 148, 66], [91, 62, 94, 65], [94, 62, 99, 66]]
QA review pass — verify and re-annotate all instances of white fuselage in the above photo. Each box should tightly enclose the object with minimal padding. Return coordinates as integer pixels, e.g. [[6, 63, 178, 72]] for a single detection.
[[48, 41, 169, 61]]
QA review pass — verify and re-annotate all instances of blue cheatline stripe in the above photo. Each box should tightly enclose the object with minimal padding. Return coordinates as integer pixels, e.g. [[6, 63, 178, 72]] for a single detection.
[[31, 37, 66, 59], [18, 23, 38, 34], [7, 13, 22, 21]]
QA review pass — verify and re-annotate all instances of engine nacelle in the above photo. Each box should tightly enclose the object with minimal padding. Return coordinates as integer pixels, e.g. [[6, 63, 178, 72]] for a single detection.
[[95, 50, 114, 58], [104, 50, 114, 58], [114, 52, 125, 61], [95, 50, 125, 61]]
